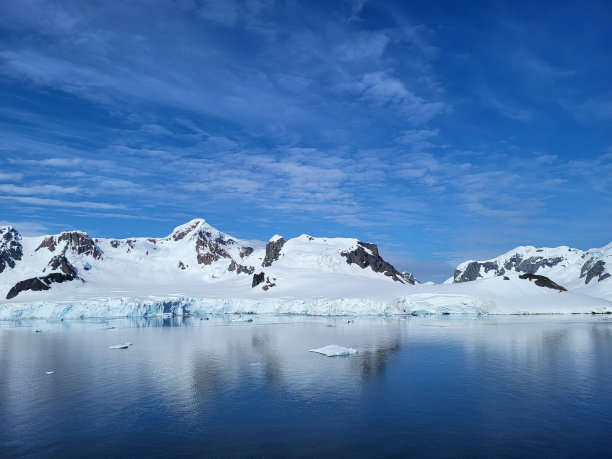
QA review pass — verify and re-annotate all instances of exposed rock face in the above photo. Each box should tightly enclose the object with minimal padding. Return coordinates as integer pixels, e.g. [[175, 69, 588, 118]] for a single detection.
[[581, 258, 610, 284], [195, 231, 231, 265], [518, 273, 567, 292], [36, 236, 56, 252], [46, 255, 77, 276], [57, 232, 103, 259], [341, 242, 404, 283], [400, 271, 419, 285], [239, 247, 254, 259], [261, 276, 276, 291], [228, 260, 255, 275], [252, 272, 265, 287], [6, 272, 78, 300], [262, 237, 285, 267], [454, 261, 501, 283], [454, 255, 565, 283], [37, 231, 103, 260], [0, 227, 23, 274], [172, 221, 200, 241]]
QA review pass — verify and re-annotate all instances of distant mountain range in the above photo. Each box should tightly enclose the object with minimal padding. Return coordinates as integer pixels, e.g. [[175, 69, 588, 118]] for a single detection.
[[448, 242, 612, 300], [0, 218, 418, 301], [0, 219, 610, 318]]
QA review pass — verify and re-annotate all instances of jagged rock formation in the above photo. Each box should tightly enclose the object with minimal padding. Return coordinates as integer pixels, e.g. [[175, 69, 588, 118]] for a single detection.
[[252, 272, 265, 287], [0, 226, 22, 273], [262, 236, 285, 267], [341, 242, 405, 283], [228, 260, 255, 275], [581, 258, 610, 284], [36, 231, 103, 260], [401, 271, 419, 285], [518, 273, 567, 292], [6, 272, 78, 299], [454, 255, 566, 283], [45, 255, 77, 276]]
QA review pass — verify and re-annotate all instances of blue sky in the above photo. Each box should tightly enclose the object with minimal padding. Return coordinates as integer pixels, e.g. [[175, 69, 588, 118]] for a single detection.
[[1, 0, 611, 281]]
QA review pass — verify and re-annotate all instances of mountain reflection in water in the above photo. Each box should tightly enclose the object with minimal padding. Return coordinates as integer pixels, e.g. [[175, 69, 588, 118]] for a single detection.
[[1, 315, 612, 457]]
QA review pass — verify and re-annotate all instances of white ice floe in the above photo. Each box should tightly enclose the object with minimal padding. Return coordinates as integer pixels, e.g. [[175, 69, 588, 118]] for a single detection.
[[309, 344, 358, 357], [45, 371, 55, 375], [108, 342, 132, 349]]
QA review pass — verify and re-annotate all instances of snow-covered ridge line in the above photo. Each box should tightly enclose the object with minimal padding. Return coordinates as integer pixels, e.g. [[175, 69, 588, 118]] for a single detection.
[[448, 242, 612, 300], [0, 218, 420, 303]]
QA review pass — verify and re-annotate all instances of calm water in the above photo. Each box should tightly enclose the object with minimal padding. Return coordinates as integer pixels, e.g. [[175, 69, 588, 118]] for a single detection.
[[1, 315, 612, 457]]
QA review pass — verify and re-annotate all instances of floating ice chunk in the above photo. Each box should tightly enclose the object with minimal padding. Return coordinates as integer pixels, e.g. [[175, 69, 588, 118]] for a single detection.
[[108, 342, 133, 349], [309, 344, 358, 357], [249, 362, 261, 366], [45, 371, 55, 375]]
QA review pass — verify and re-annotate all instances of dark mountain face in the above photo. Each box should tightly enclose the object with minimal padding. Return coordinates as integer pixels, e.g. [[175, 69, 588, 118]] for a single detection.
[[341, 242, 407, 283], [0, 227, 23, 274], [36, 231, 103, 260]]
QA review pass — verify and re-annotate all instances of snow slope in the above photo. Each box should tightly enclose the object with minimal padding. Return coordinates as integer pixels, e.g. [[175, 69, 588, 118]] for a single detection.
[[0, 220, 610, 318]]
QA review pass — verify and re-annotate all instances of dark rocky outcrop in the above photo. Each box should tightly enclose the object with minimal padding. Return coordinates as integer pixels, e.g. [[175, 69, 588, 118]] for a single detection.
[[45, 255, 77, 276], [505, 255, 564, 274], [239, 247, 254, 259], [37, 232, 103, 260], [172, 221, 200, 241], [454, 254, 566, 283], [262, 237, 285, 267], [580, 258, 610, 284], [6, 272, 78, 300], [195, 231, 231, 265], [0, 226, 23, 273], [518, 273, 567, 292], [261, 276, 276, 291], [454, 261, 502, 283], [252, 272, 265, 288], [36, 236, 56, 252], [178, 261, 187, 270], [400, 271, 419, 285], [57, 232, 103, 260], [341, 242, 404, 283], [228, 260, 255, 275]]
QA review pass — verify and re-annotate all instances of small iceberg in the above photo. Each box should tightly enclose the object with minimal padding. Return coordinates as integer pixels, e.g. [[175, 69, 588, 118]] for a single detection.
[[45, 371, 55, 375], [309, 344, 358, 357], [108, 342, 133, 349]]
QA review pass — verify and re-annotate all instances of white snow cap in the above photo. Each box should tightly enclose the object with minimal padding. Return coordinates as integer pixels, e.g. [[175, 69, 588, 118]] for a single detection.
[[171, 218, 207, 233], [269, 234, 284, 242]]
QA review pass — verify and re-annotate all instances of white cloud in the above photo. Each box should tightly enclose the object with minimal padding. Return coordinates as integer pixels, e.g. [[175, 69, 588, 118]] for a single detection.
[[0, 195, 127, 210], [0, 184, 80, 195]]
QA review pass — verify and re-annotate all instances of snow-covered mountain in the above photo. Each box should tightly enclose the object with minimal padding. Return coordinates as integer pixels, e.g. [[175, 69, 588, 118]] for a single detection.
[[448, 243, 612, 299], [1, 220, 611, 318], [0, 218, 417, 303]]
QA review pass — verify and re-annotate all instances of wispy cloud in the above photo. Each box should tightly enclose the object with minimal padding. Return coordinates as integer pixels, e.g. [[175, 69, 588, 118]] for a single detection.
[[0, 195, 127, 210]]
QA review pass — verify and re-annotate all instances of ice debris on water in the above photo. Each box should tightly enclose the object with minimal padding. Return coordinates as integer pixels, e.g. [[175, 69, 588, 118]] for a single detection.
[[108, 342, 133, 349], [45, 371, 55, 375], [309, 344, 358, 357]]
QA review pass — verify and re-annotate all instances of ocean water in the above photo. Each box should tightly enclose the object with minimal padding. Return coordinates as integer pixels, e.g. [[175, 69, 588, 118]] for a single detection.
[[1, 315, 612, 457]]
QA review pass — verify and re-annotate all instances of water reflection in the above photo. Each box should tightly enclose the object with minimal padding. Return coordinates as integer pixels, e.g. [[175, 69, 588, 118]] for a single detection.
[[2, 315, 612, 457]]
